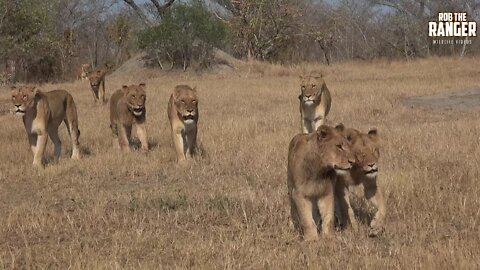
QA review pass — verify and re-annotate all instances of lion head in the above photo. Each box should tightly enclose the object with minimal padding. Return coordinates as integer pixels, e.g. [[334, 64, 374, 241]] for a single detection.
[[81, 64, 92, 75], [11, 86, 38, 116], [299, 74, 325, 104], [315, 125, 355, 176], [122, 83, 146, 117], [88, 70, 104, 89], [173, 85, 198, 123], [336, 124, 380, 179]]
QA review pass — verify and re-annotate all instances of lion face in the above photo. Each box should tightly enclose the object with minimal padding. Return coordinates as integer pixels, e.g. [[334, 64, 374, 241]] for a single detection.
[[316, 125, 355, 176], [300, 75, 324, 104], [336, 124, 380, 179], [173, 85, 198, 123], [81, 64, 92, 76], [88, 70, 104, 89], [11, 86, 37, 116], [122, 83, 146, 117]]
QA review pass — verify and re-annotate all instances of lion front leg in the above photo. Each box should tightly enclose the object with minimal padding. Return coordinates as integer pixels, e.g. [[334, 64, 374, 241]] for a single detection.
[[292, 190, 318, 241], [48, 127, 62, 162], [313, 115, 325, 132], [118, 124, 131, 153], [364, 180, 386, 237], [185, 126, 197, 159], [302, 119, 313, 134], [171, 127, 186, 162], [101, 79, 106, 103], [335, 182, 358, 231], [28, 133, 37, 156], [136, 123, 148, 153], [317, 184, 335, 236], [33, 133, 48, 167]]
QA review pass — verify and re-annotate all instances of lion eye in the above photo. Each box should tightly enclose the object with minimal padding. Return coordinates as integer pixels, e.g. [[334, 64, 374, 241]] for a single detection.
[[312, 84, 316, 88], [301, 86, 306, 90], [22, 95, 27, 100], [192, 100, 197, 104], [181, 100, 185, 104], [336, 144, 343, 151]]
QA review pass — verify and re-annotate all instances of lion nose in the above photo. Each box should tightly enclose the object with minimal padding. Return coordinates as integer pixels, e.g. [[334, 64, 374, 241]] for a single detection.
[[368, 162, 376, 167], [348, 159, 355, 165], [187, 109, 193, 113], [305, 94, 311, 98], [15, 104, 20, 108]]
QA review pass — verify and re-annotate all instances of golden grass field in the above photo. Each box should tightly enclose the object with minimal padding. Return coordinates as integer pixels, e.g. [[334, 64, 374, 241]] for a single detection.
[[0, 57, 479, 269]]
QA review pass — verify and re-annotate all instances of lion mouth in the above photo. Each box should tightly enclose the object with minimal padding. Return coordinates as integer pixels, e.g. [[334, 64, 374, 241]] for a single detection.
[[365, 168, 378, 175], [14, 108, 26, 114], [183, 115, 195, 121], [334, 164, 352, 171], [132, 107, 144, 116]]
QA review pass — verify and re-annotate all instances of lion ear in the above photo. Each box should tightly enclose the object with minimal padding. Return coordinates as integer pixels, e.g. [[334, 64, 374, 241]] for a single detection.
[[121, 85, 129, 94], [191, 86, 197, 92], [30, 86, 40, 95], [316, 125, 331, 140], [368, 128, 379, 142], [335, 123, 345, 132]]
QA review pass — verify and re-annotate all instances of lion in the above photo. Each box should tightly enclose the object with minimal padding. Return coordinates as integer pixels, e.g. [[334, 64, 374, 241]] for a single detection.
[[167, 85, 199, 163], [110, 83, 148, 153], [287, 125, 355, 241], [77, 64, 92, 80], [334, 124, 385, 237], [87, 68, 107, 103], [298, 74, 332, 134], [11, 86, 81, 167]]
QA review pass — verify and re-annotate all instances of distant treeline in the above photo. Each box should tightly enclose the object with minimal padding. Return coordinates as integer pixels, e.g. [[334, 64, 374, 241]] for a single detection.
[[1, 0, 478, 82]]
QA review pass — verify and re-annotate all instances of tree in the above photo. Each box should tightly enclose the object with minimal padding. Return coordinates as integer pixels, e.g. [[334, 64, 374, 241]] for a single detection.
[[137, 1, 229, 70]]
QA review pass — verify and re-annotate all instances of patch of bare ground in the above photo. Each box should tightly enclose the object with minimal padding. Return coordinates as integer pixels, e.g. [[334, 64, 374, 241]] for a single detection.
[[401, 88, 480, 111], [0, 56, 479, 268]]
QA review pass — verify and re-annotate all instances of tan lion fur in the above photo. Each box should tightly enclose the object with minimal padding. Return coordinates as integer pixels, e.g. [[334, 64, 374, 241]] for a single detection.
[[334, 124, 385, 237], [298, 74, 332, 134], [11, 86, 81, 167], [87, 69, 107, 103], [167, 85, 199, 163], [110, 83, 148, 153], [287, 125, 354, 241]]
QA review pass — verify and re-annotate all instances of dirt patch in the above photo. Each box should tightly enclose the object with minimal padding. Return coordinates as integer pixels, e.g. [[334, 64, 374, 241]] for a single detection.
[[401, 88, 480, 111]]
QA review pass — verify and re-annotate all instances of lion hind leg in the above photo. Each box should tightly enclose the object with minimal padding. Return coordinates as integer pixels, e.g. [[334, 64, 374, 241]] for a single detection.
[[64, 100, 81, 160]]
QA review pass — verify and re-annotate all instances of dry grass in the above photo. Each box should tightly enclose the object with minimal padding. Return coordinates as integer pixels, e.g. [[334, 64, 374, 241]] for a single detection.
[[1, 57, 480, 269]]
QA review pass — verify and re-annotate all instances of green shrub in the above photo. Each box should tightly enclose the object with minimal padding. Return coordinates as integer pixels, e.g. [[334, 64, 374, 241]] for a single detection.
[[137, 1, 230, 70]]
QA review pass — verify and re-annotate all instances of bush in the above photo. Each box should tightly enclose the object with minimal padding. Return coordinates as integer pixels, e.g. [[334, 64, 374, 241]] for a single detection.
[[137, 1, 230, 70]]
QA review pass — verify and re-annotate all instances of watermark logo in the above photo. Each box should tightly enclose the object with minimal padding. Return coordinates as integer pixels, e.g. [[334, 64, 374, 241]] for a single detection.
[[429, 12, 477, 45]]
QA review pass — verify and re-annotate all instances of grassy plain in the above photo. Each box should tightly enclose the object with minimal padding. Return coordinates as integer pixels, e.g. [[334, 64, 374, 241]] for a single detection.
[[0, 57, 479, 269]]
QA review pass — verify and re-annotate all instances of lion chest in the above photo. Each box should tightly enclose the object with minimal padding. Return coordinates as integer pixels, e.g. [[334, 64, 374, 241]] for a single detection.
[[23, 115, 46, 135], [183, 120, 196, 132], [301, 103, 323, 121]]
